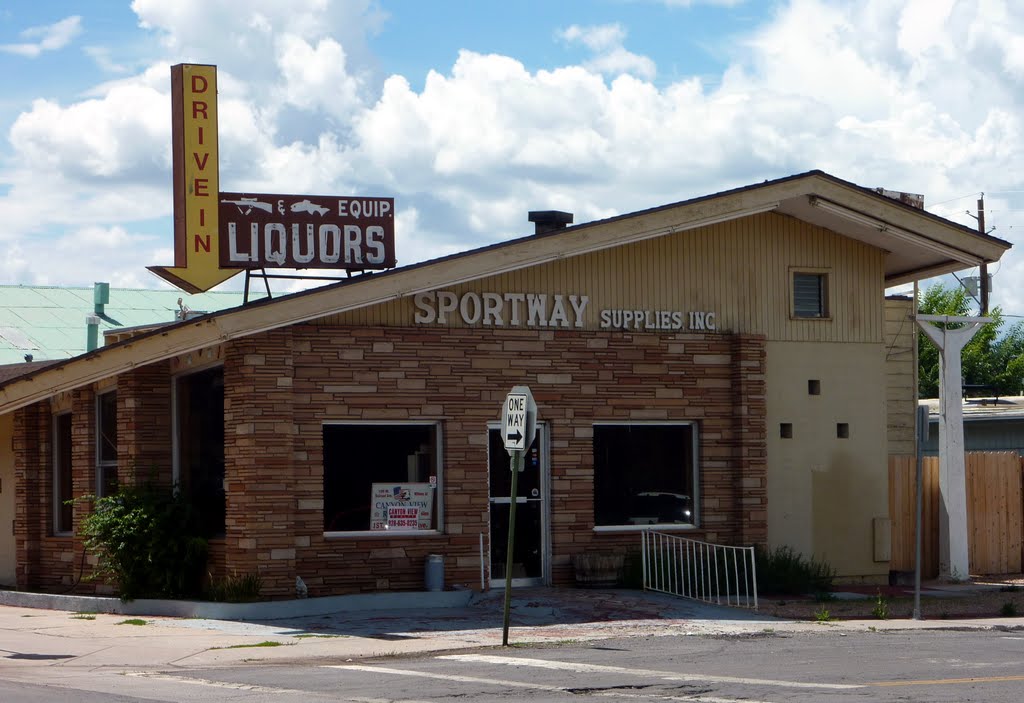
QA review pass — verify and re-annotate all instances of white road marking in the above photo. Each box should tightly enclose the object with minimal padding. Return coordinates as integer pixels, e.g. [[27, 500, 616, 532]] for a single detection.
[[329, 664, 567, 692], [329, 664, 777, 703], [124, 670, 313, 695], [439, 653, 863, 690]]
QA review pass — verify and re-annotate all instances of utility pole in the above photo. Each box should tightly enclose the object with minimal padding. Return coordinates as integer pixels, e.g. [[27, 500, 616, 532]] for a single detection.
[[978, 195, 989, 315]]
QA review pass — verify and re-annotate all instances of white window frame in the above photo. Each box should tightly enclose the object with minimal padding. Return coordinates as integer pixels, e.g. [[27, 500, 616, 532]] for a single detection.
[[322, 420, 444, 539], [591, 421, 700, 533], [95, 390, 118, 499], [53, 411, 74, 536]]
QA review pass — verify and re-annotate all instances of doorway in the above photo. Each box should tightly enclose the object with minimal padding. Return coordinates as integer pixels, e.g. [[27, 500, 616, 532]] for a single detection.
[[487, 422, 549, 588]]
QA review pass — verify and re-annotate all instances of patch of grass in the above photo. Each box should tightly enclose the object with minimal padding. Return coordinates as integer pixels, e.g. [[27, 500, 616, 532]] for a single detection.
[[872, 592, 890, 620], [203, 572, 263, 603], [1000, 601, 1019, 617], [116, 618, 147, 626], [71, 613, 96, 620], [814, 606, 833, 622], [213, 641, 285, 650], [756, 546, 835, 596]]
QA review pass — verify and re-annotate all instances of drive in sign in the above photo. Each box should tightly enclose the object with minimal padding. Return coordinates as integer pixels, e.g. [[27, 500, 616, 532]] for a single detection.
[[219, 192, 396, 270]]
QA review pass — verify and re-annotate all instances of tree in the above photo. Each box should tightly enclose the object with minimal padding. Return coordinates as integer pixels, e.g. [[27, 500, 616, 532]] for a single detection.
[[917, 283, 1024, 398]]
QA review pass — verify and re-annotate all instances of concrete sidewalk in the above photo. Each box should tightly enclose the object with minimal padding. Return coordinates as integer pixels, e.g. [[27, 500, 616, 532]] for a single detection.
[[0, 588, 1022, 672]]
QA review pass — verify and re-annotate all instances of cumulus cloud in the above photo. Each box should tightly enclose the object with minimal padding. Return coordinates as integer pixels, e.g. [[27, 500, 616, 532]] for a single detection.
[[559, 23, 657, 80], [0, 0, 1023, 317], [0, 15, 83, 57]]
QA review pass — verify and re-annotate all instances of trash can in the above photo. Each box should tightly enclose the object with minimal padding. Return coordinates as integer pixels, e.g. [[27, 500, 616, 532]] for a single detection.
[[424, 554, 444, 592]]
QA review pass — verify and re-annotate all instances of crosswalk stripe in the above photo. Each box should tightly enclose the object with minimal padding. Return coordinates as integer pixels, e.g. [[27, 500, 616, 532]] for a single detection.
[[328, 664, 778, 703], [438, 654, 862, 690]]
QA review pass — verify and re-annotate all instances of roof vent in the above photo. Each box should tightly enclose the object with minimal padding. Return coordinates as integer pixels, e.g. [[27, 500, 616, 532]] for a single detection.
[[528, 210, 573, 235]]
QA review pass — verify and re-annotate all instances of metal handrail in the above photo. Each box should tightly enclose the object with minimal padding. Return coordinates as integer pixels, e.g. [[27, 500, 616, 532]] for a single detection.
[[641, 530, 758, 609]]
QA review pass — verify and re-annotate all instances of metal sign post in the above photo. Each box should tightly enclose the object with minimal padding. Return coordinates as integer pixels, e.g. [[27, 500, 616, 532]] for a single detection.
[[499, 386, 537, 647]]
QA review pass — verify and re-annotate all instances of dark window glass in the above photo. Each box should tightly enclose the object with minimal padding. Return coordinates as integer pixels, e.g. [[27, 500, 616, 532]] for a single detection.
[[177, 367, 225, 538], [323, 424, 438, 532], [55, 412, 73, 534], [593, 424, 696, 527], [793, 273, 826, 318], [96, 391, 118, 497]]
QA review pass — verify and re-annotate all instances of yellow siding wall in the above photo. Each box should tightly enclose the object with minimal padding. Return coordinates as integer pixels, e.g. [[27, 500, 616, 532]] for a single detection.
[[766, 340, 889, 579], [0, 413, 15, 586], [885, 297, 917, 456], [317, 212, 886, 343]]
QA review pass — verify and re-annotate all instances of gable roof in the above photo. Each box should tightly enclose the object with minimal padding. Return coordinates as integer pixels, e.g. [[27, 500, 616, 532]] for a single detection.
[[0, 284, 254, 365], [0, 170, 1010, 415]]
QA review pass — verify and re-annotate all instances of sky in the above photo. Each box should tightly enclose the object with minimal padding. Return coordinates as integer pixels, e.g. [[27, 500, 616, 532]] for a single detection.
[[1, 0, 1023, 320]]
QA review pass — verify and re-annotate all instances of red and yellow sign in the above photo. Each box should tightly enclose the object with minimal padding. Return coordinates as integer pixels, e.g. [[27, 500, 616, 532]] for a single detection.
[[150, 64, 239, 293]]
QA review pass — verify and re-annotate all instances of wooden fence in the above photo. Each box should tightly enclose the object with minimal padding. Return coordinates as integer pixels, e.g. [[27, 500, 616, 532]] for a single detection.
[[889, 452, 1024, 577]]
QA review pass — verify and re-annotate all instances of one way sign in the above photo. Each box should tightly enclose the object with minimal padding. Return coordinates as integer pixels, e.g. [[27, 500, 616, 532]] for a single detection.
[[501, 386, 537, 454]]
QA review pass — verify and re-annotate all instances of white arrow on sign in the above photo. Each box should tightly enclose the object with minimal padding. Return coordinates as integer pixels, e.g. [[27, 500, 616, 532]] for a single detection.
[[504, 393, 528, 451], [501, 385, 537, 454]]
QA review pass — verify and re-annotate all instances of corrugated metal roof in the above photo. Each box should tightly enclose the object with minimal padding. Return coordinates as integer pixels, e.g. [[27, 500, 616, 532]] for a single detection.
[[0, 284, 255, 365]]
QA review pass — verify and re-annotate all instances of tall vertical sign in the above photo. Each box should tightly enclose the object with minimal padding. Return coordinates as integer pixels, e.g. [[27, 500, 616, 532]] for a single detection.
[[150, 64, 239, 293]]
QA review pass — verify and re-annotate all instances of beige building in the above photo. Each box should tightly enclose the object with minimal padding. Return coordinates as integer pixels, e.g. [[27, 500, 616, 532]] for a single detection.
[[0, 170, 1010, 596]]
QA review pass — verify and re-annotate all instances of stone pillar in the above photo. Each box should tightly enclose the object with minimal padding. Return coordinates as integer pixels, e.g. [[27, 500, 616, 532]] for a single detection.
[[223, 328, 296, 598], [732, 334, 767, 547], [13, 403, 48, 589], [117, 361, 173, 487]]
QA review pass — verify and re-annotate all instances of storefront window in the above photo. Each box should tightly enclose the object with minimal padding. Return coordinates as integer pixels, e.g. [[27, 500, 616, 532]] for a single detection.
[[176, 367, 225, 538], [323, 423, 440, 534], [96, 391, 118, 497], [53, 412, 73, 534], [593, 423, 697, 527]]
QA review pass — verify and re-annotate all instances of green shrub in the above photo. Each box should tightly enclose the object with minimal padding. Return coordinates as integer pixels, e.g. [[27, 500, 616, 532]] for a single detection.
[[872, 591, 890, 620], [814, 606, 833, 622], [77, 482, 207, 601], [204, 572, 264, 602], [755, 545, 835, 596], [1000, 601, 1018, 617]]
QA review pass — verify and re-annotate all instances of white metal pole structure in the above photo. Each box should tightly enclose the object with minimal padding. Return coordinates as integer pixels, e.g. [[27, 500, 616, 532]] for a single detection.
[[915, 314, 990, 582]]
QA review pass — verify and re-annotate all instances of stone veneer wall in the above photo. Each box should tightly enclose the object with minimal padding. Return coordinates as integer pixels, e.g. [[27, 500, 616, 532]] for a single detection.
[[15, 325, 766, 598], [218, 324, 766, 598]]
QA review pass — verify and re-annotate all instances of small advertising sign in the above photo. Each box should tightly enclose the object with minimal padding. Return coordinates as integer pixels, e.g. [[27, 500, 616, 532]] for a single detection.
[[219, 192, 396, 270], [370, 483, 434, 531]]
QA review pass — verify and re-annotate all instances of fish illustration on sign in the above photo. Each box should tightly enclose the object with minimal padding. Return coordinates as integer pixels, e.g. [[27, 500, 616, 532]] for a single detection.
[[291, 199, 329, 216]]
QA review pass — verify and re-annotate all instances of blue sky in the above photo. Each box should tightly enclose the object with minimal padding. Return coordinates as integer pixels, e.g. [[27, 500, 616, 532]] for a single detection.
[[1, 0, 1023, 318]]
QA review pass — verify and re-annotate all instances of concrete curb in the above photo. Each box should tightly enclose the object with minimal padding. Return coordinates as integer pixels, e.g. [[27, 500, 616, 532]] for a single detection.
[[0, 588, 473, 620]]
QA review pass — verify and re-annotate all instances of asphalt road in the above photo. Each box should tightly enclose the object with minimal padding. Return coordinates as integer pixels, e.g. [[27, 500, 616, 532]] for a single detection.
[[3, 629, 1024, 702]]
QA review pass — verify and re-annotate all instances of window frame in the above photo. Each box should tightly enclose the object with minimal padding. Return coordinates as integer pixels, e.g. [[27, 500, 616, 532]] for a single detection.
[[52, 411, 74, 536], [322, 420, 444, 539], [95, 390, 118, 499], [591, 421, 700, 533], [790, 268, 831, 320]]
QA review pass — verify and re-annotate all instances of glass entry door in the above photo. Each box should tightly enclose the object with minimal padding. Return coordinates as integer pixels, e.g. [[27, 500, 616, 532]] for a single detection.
[[488, 423, 548, 588]]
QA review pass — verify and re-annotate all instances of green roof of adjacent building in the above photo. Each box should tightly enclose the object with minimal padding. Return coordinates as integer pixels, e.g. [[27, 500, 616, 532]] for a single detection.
[[0, 284, 254, 365]]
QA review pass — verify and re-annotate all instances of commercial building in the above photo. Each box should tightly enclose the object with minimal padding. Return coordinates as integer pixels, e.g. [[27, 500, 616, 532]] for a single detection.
[[0, 171, 1010, 597]]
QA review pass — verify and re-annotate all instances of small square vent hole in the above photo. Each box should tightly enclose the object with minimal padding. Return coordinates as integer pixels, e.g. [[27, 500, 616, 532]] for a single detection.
[[837, 423, 850, 439], [808, 379, 821, 395]]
